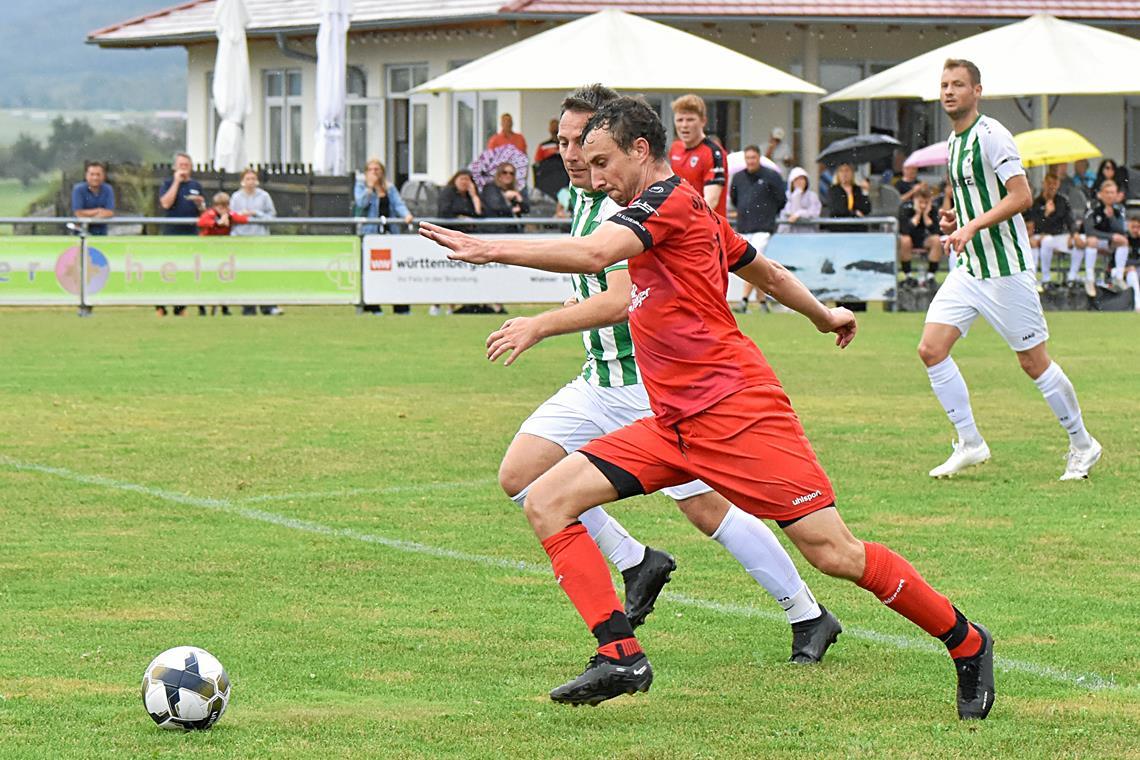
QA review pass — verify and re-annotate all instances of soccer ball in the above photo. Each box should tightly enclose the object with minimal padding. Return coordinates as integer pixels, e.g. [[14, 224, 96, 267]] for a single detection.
[[141, 646, 231, 730]]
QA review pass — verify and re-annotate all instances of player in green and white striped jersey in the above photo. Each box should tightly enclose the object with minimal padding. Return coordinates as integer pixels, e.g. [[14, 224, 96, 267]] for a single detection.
[[489, 84, 839, 662], [920, 59, 1101, 481]]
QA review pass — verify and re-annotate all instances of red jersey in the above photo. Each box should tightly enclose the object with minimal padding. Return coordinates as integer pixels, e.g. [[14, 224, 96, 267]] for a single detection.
[[197, 209, 248, 236], [669, 136, 727, 217], [607, 175, 780, 426], [487, 131, 528, 154]]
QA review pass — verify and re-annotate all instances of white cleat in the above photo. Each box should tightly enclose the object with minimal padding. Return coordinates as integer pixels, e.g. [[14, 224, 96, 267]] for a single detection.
[[929, 439, 991, 478], [1060, 437, 1102, 481]]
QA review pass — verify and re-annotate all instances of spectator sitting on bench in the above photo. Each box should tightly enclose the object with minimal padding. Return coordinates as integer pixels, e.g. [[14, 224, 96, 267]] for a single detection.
[[1027, 172, 1083, 290], [1125, 215, 1140, 313], [897, 185, 943, 285], [1076, 178, 1129, 296]]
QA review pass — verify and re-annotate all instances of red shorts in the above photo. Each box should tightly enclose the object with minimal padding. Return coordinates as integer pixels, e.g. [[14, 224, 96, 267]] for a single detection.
[[579, 385, 835, 524]]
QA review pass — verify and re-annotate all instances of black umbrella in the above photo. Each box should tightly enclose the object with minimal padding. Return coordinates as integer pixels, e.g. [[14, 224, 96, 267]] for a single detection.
[[532, 155, 570, 200], [818, 134, 903, 167]]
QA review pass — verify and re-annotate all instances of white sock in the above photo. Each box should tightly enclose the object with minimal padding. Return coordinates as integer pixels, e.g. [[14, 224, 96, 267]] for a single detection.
[[926, 356, 982, 445], [1126, 270, 1140, 311], [1115, 246, 1129, 276], [1039, 239, 1054, 282], [1033, 362, 1093, 450], [1030, 247, 1040, 280], [1068, 247, 1082, 281], [577, 505, 646, 572], [710, 506, 820, 624], [1084, 247, 1097, 282], [511, 485, 646, 572]]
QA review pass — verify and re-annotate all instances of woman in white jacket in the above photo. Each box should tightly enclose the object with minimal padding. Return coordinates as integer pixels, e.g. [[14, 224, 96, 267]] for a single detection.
[[778, 166, 822, 233]]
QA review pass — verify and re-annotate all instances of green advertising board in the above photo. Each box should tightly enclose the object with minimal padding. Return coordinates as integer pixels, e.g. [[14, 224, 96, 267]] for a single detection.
[[0, 236, 361, 306]]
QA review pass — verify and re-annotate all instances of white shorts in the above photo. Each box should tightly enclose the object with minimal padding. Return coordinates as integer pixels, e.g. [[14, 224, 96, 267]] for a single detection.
[[517, 376, 713, 501], [925, 268, 1049, 352]]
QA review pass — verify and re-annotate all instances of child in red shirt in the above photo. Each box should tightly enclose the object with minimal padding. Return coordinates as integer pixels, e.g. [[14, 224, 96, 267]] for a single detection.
[[197, 192, 248, 235]]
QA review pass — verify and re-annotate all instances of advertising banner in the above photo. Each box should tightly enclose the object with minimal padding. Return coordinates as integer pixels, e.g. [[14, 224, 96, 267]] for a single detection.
[[733, 232, 897, 302], [0, 237, 86, 305], [362, 234, 575, 304]]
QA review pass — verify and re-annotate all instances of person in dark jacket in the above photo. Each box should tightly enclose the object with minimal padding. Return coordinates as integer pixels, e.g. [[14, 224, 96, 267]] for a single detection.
[[438, 169, 484, 230], [729, 145, 787, 234], [1027, 172, 1080, 287], [826, 163, 872, 219], [480, 162, 529, 232]]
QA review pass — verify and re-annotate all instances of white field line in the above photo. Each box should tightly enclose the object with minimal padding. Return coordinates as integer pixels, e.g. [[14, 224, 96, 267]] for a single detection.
[[238, 480, 498, 505], [1, 455, 1124, 694]]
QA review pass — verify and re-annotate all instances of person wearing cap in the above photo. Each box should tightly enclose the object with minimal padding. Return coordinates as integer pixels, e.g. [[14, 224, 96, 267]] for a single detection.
[[766, 127, 792, 171]]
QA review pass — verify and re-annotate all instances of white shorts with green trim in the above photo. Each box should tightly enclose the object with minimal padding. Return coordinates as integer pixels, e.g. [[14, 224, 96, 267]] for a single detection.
[[925, 267, 1049, 352], [517, 376, 713, 501]]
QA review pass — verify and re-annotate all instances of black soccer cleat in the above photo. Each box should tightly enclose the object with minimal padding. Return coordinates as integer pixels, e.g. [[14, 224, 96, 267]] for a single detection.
[[621, 547, 676, 629], [789, 606, 843, 664], [549, 653, 653, 706], [954, 623, 995, 720]]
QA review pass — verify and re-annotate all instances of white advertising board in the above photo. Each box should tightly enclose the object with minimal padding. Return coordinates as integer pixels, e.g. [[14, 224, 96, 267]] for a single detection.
[[362, 234, 575, 304]]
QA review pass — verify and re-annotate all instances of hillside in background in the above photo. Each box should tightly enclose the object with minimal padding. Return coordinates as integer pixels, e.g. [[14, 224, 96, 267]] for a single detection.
[[0, 1, 186, 110]]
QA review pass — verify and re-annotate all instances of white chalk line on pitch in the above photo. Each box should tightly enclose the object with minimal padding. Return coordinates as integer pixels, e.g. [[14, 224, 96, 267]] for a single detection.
[[2, 455, 1124, 694]]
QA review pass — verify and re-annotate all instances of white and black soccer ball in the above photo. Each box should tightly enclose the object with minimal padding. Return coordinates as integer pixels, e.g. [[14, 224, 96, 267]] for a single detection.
[[141, 646, 231, 730]]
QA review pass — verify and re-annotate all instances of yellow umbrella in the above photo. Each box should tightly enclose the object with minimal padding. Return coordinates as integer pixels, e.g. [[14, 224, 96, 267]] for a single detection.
[[1014, 128, 1102, 168]]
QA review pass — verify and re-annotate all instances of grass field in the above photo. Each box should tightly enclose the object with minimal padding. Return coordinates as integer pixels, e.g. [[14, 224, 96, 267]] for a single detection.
[[0, 177, 52, 217], [1, 306, 1137, 759]]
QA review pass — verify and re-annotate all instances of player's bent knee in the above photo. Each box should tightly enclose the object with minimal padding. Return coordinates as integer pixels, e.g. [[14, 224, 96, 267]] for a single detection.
[[917, 340, 948, 367]]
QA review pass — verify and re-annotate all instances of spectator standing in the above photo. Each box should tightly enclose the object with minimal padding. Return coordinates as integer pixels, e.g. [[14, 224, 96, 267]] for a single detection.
[[487, 113, 527, 154], [668, 94, 728, 217], [1076, 178, 1129, 294], [70, 160, 115, 317], [730, 145, 785, 313], [778, 167, 822, 234], [826, 163, 872, 219], [533, 119, 560, 164], [1026, 172, 1080, 288], [765, 127, 792, 171], [897, 186, 943, 284], [196, 192, 248, 316], [230, 168, 282, 316], [1093, 158, 1129, 201], [158, 152, 206, 316], [354, 158, 414, 314]]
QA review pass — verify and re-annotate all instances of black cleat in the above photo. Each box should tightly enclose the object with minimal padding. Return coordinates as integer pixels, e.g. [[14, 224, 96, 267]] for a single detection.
[[621, 547, 676, 629], [954, 623, 995, 720], [789, 606, 843, 664], [549, 653, 653, 706]]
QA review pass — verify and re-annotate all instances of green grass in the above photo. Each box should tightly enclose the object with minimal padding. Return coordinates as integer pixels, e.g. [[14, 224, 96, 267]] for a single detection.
[[0, 177, 52, 216], [0, 306, 1137, 759]]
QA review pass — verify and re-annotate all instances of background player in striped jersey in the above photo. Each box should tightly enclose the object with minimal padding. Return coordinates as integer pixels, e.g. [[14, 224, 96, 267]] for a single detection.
[[922, 59, 1101, 480], [493, 84, 840, 661]]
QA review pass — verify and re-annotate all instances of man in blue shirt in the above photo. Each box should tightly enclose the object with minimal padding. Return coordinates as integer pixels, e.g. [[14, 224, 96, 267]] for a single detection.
[[71, 161, 115, 235], [70, 160, 116, 316], [157, 152, 206, 316], [158, 152, 205, 236]]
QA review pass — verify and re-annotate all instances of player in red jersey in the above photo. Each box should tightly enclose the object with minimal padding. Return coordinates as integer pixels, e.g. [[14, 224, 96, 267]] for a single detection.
[[669, 94, 728, 217], [419, 97, 995, 720]]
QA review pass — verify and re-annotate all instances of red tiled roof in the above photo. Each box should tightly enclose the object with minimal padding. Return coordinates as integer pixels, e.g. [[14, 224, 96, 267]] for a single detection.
[[505, 0, 1140, 18]]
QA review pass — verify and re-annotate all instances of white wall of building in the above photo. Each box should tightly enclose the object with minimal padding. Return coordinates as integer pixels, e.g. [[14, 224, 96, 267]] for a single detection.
[[180, 19, 1135, 186]]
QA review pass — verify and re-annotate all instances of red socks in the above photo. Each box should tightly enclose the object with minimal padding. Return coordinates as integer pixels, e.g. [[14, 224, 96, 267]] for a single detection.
[[541, 523, 633, 655], [858, 541, 982, 659]]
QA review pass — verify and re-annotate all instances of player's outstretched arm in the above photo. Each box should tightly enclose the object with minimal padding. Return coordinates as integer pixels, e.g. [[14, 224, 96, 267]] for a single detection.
[[419, 221, 642, 274], [734, 253, 857, 348], [486, 270, 632, 366]]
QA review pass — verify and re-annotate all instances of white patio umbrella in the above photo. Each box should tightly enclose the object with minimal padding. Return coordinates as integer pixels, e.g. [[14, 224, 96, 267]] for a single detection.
[[413, 9, 823, 95], [211, 0, 252, 172], [823, 14, 1140, 112], [313, 0, 352, 176]]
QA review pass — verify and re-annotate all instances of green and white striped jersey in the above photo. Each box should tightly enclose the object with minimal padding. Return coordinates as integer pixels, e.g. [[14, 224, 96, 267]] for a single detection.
[[947, 114, 1032, 279], [567, 185, 641, 387]]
